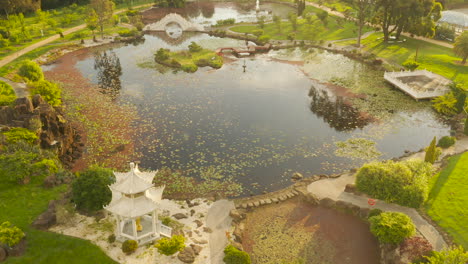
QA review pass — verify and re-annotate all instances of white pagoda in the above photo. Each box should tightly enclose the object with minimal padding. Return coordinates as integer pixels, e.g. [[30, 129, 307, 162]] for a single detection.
[[105, 162, 172, 245]]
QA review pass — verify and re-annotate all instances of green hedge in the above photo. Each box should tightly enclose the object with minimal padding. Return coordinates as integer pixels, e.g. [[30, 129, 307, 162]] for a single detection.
[[355, 159, 433, 208], [0, 81, 16, 106], [154, 235, 185, 256], [369, 212, 415, 244]]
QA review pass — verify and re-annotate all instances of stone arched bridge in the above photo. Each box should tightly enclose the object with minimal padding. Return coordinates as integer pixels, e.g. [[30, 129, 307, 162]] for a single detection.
[[144, 13, 205, 32]]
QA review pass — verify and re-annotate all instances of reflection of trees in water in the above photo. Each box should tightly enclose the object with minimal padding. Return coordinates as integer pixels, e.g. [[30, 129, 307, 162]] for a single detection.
[[186, 2, 215, 18], [146, 31, 200, 46], [94, 51, 123, 100], [309, 86, 371, 131]]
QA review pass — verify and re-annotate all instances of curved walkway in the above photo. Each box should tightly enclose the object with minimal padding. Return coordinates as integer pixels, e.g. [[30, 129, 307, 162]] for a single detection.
[[0, 3, 154, 69], [307, 137, 468, 251]]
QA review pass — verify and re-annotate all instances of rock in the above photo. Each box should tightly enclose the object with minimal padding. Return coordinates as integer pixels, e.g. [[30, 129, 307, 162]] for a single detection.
[[247, 202, 254, 208], [203, 227, 212, 233], [229, 209, 244, 222], [187, 231, 192, 237], [178, 247, 196, 263], [194, 220, 203, 228], [32, 209, 56, 230], [291, 190, 298, 195], [241, 203, 248, 209], [253, 201, 260, 207], [265, 199, 272, 204], [43, 175, 58, 188], [190, 244, 203, 255], [172, 213, 188, 220], [232, 241, 243, 251], [344, 184, 357, 193], [319, 198, 336, 208], [0, 247, 6, 262], [349, 168, 358, 173], [271, 198, 279, 203], [192, 238, 208, 244], [304, 193, 319, 205], [292, 172, 303, 180], [359, 207, 370, 219], [190, 209, 195, 216]]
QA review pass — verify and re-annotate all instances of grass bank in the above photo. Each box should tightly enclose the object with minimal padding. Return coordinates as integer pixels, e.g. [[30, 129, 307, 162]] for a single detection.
[[337, 33, 468, 87], [426, 152, 468, 249], [0, 182, 116, 263], [229, 6, 372, 42]]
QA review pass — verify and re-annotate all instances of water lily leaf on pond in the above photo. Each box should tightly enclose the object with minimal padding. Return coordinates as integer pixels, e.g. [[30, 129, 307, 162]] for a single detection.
[[334, 138, 381, 161]]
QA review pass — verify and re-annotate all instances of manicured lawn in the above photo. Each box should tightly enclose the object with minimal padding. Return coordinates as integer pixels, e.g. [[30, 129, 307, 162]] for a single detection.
[[230, 6, 372, 41], [0, 182, 116, 263], [338, 33, 468, 87], [426, 152, 468, 249]]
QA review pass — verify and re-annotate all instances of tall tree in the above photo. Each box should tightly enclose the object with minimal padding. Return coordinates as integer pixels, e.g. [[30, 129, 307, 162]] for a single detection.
[[374, 0, 440, 42], [424, 137, 437, 164], [90, 0, 115, 39], [86, 9, 98, 41], [454, 31, 468, 65], [341, 0, 377, 47], [0, 0, 41, 16]]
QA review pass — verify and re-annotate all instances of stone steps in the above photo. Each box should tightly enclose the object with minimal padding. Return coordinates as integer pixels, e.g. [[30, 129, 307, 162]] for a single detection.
[[236, 189, 301, 209]]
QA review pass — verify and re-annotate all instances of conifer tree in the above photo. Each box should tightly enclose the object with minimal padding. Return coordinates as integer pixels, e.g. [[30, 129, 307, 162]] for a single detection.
[[424, 137, 437, 164]]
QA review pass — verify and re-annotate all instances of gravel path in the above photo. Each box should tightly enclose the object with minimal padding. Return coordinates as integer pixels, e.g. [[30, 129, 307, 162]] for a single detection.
[[206, 199, 235, 264]]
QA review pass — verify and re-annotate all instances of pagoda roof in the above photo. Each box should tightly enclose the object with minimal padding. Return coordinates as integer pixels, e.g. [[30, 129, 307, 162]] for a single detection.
[[105, 195, 158, 218], [110, 163, 157, 195]]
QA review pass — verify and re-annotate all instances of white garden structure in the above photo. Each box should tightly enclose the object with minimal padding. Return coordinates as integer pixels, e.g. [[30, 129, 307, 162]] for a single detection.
[[105, 162, 172, 245]]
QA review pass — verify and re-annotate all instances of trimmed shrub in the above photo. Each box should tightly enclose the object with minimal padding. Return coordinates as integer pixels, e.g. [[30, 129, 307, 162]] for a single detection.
[[215, 18, 235, 26], [29, 80, 61, 107], [368, 208, 383, 219], [181, 64, 198, 73], [437, 136, 456, 148], [18, 60, 44, 82], [155, 48, 170, 61], [223, 245, 251, 264], [287, 33, 296, 40], [402, 60, 420, 71], [188, 41, 202, 53], [108, 234, 116, 243], [118, 29, 138, 37], [399, 236, 433, 263], [355, 159, 433, 208], [122, 239, 138, 254], [0, 221, 25, 247], [432, 93, 458, 116], [424, 246, 468, 263], [154, 235, 185, 256], [3, 127, 38, 144], [369, 212, 415, 244], [0, 80, 16, 106], [71, 166, 114, 212], [257, 35, 270, 45], [252, 29, 264, 38]]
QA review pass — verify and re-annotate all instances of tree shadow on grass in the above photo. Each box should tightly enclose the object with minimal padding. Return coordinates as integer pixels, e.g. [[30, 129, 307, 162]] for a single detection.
[[426, 154, 461, 205]]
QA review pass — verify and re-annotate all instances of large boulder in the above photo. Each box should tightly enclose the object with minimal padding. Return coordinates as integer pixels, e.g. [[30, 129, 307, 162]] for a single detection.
[[178, 247, 196, 263]]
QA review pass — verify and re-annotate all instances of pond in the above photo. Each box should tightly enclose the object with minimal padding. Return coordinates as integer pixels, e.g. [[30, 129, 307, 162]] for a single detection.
[[45, 3, 451, 196]]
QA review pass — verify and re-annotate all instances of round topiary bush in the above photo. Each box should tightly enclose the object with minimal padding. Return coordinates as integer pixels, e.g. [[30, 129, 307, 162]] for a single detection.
[[108, 234, 116, 244], [369, 212, 415, 245], [29, 80, 62, 107], [122, 239, 138, 255], [18, 60, 44, 82], [437, 136, 456, 148], [154, 235, 185, 256], [223, 245, 251, 264]]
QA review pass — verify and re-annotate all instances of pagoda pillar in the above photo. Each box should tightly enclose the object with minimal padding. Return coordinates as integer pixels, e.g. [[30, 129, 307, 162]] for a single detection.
[[132, 218, 138, 239]]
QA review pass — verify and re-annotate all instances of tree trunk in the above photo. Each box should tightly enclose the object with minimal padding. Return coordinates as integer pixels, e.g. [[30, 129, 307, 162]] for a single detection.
[[357, 23, 363, 47], [100, 24, 104, 39], [463, 55, 467, 65]]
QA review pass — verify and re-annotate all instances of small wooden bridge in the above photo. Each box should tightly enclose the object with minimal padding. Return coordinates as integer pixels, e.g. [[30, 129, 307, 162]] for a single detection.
[[215, 44, 272, 57]]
